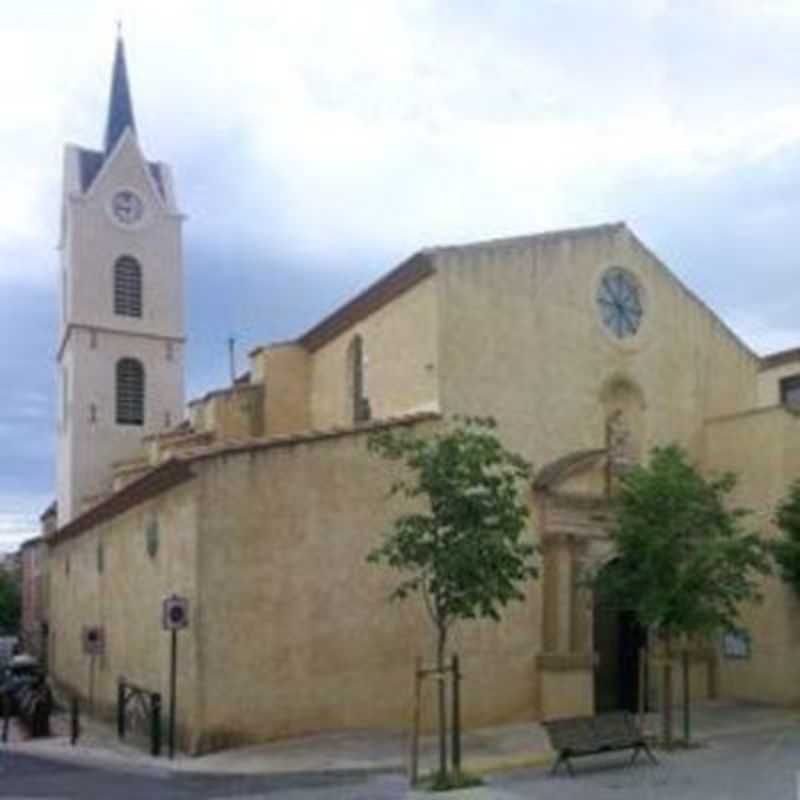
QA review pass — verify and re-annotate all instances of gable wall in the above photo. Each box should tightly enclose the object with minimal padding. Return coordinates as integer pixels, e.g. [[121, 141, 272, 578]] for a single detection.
[[435, 226, 760, 473]]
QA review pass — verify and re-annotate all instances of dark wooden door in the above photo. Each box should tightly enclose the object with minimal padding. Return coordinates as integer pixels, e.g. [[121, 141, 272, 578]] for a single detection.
[[594, 606, 645, 713]]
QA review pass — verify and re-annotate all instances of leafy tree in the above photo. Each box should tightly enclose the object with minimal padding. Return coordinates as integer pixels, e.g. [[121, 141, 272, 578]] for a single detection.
[[595, 445, 770, 745], [367, 416, 537, 786], [0, 569, 21, 636], [771, 480, 800, 593]]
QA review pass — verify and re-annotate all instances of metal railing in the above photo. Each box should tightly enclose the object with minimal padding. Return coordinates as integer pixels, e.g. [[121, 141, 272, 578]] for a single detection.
[[116, 676, 162, 757]]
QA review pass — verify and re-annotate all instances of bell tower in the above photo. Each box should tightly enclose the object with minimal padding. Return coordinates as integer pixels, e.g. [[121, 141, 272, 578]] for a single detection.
[[56, 34, 185, 524]]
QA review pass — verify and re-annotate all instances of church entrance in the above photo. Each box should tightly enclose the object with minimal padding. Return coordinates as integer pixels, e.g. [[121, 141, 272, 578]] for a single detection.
[[593, 604, 647, 713]]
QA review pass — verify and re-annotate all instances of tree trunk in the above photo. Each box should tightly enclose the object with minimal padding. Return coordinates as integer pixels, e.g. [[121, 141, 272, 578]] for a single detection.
[[436, 626, 448, 784], [662, 630, 673, 749]]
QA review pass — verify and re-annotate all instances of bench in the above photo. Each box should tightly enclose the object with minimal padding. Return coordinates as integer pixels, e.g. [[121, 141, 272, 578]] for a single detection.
[[542, 711, 657, 776]]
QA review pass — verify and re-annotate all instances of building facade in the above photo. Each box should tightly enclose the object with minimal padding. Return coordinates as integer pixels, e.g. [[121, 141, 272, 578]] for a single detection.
[[33, 38, 800, 754]]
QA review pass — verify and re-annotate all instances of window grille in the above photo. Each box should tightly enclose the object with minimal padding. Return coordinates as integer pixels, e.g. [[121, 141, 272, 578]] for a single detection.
[[114, 256, 142, 317], [116, 358, 145, 425]]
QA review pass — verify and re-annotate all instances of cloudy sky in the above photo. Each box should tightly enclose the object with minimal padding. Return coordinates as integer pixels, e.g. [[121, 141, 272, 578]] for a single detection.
[[3, 0, 800, 551]]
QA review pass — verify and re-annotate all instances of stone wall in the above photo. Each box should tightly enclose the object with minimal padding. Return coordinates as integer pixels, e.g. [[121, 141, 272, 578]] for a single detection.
[[48, 480, 202, 751], [190, 418, 540, 750]]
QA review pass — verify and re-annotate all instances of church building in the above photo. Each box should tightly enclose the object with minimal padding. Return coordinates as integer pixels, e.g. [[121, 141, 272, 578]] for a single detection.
[[32, 37, 800, 753]]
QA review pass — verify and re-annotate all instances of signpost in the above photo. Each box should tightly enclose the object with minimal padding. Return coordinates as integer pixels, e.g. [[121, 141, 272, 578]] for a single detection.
[[162, 594, 189, 759], [81, 625, 105, 713]]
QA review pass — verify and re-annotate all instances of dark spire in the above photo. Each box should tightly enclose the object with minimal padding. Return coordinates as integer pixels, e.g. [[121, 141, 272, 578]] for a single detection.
[[104, 32, 136, 155]]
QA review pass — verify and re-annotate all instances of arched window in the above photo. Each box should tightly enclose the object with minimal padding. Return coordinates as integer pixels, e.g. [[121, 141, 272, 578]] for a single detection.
[[347, 334, 370, 424], [116, 358, 145, 425], [114, 256, 142, 317]]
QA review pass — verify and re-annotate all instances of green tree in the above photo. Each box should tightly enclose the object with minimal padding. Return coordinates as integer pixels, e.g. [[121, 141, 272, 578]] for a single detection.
[[367, 417, 537, 787], [0, 570, 21, 635], [595, 445, 770, 746], [771, 480, 800, 593]]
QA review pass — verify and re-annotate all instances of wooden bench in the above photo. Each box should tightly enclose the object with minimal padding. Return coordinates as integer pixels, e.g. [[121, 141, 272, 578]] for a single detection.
[[542, 711, 657, 776]]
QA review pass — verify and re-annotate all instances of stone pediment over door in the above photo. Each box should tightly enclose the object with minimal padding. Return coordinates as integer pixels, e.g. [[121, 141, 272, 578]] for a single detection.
[[533, 448, 614, 541]]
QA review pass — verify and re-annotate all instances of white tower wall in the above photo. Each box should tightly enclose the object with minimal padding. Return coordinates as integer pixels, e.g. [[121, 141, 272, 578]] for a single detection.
[[56, 40, 185, 524]]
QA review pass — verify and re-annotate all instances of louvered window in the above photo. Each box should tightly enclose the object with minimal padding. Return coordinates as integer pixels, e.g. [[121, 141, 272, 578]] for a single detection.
[[116, 358, 145, 425], [114, 256, 142, 317]]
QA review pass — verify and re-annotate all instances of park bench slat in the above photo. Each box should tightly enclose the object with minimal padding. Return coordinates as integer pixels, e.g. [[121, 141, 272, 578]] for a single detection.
[[542, 711, 658, 776]]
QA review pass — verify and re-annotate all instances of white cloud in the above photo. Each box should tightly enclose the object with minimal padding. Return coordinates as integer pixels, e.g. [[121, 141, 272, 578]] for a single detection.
[[6, 0, 800, 280], [0, 507, 42, 554]]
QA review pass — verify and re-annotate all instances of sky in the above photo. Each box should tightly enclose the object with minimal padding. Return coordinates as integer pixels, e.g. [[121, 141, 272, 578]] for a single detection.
[[3, 0, 800, 551]]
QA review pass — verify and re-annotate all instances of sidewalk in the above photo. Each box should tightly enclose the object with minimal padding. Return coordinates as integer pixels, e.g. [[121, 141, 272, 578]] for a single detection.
[[3, 699, 799, 781]]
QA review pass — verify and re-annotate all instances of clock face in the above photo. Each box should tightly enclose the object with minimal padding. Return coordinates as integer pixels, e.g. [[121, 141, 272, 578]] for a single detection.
[[596, 268, 643, 339], [111, 190, 144, 225]]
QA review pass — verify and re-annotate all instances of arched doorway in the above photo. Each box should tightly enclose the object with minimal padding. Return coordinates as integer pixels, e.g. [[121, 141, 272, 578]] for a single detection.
[[593, 561, 648, 713]]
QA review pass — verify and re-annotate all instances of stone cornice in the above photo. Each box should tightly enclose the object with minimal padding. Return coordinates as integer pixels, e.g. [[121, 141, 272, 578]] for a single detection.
[[57, 322, 185, 361]]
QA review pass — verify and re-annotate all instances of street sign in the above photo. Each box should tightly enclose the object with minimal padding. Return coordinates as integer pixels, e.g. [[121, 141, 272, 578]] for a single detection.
[[161, 593, 189, 759], [162, 595, 189, 631], [82, 625, 105, 656]]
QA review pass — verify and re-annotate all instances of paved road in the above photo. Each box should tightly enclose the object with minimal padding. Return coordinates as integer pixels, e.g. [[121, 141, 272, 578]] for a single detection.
[[4, 725, 800, 798], [489, 724, 800, 800], [0, 752, 406, 799]]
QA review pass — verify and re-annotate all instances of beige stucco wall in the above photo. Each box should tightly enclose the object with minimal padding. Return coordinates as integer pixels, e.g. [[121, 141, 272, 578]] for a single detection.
[[435, 225, 759, 473], [704, 407, 800, 705], [252, 344, 311, 436], [191, 420, 541, 751], [203, 385, 264, 440], [48, 480, 202, 751], [49, 220, 800, 752], [308, 277, 440, 429]]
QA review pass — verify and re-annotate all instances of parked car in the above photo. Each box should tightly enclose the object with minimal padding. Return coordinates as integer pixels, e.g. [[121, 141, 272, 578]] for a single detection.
[[1, 654, 42, 715], [0, 637, 17, 670]]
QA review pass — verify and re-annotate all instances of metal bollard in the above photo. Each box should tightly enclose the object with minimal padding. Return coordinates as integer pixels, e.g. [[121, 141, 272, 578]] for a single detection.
[[117, 679, 125, 739], [151, 692, 162, 757], [70, 694, 79, 746], [1, 692, 9, 744]]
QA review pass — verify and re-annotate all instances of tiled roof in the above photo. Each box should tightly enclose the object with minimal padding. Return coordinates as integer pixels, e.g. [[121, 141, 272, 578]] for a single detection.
[[48, 412, 442, 547], [299, 252, 435, 352], [48, 458, 195, 547], [182, 411, 442, 464], [760, 347, 800, 371]]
